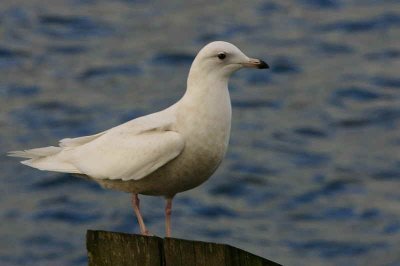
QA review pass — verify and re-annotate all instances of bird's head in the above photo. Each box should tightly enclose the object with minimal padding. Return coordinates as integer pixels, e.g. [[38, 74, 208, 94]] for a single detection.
[[190, 41, 269, 79]]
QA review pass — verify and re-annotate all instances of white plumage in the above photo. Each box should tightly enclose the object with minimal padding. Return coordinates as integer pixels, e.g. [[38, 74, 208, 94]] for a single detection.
[[9, 41, 269, 236]]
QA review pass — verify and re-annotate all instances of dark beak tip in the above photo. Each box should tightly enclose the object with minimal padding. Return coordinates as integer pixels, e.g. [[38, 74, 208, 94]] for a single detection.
[[258, 60, 270, 69]]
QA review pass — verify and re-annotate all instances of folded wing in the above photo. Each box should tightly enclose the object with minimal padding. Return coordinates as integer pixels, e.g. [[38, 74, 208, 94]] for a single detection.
[[9, 108, 185, 181], [70, 129, 184, 181]]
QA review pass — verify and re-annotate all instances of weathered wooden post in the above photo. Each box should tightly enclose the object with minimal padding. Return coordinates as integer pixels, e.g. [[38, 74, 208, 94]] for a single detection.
[[87, 231, 164, 266], [87, 230, 281, 266]]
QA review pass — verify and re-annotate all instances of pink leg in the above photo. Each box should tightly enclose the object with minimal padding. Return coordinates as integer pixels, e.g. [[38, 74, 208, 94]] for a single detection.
[[131, 194, 149, 235], [165, 198, 173, 237]]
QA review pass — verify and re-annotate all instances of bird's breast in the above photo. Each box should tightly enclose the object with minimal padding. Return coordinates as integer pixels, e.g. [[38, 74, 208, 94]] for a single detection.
[[175, 91, 232, 183], [116, 87, 233, 196]]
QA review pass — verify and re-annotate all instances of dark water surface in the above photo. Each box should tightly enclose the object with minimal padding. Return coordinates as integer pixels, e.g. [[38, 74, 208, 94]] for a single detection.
[[1, 1, 399, 265]]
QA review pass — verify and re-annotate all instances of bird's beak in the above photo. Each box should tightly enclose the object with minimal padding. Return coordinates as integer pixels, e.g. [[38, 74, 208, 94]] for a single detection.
[[241, 58, 270, 69]]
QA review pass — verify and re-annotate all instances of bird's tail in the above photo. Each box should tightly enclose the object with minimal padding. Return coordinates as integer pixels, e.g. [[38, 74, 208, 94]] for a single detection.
[[8, 146, 62, 159], [8, 146, 80, 174]]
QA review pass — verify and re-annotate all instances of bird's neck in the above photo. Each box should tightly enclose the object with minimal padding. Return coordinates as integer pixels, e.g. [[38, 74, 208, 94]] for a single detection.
[[177, 67, 232, 146], [177, 66, 232, 123], [184, 65, 230, 101], [177, 67, 231, 127]]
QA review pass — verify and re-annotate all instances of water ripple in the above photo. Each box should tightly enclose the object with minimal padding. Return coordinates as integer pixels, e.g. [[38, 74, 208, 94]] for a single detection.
[[317, 42, 354, 54], [270, 56, 300, 74], [33, 208, 101, 224], [293, 127, 328, 138], [334, 107, 400, 128], [245, 71, 272, 85], [373, 76, 400, 88], [275, 146, 330, 167], [0, 84, 40, 97], [0, 46, 29, 68], [0, 47, 29, 58], [365, 49, 400, 61], [181, 198, 237, 218], [320, 12, 400, 32], [151, 52, 194, 66], [287, 239, 386, 258], [38, 14, 113, 39], [284, 179, 363, 209], [24, 234, 73, 250], [232, 99, 282, 109], [31, 174, 102, 191], [78, 64, 141, 80], [197, 24, 256, 43], [209, 182, 249, 197], [383, 222, 400, 234], [230, 162, 277, 177], [372, 169, 400, 180], [193, 205, 237, 218], [300, 0, 341, 8], [329, 87, 382, 107], [47, 45, 87, 55], [10, 101, 108, 138], [290, 207, 356, 221]]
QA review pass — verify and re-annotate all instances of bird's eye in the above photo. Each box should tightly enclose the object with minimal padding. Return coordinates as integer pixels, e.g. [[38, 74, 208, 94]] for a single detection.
[[217, 52, 226, 60]]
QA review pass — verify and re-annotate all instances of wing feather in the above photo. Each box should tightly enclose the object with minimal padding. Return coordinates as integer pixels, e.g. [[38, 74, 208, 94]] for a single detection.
[[69, 130, 184, 181], [59, 132, 106, 148], [10, 106, 183, 181]]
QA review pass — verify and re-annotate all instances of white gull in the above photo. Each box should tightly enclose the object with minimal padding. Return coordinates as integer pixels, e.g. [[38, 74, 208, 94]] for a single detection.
[[9, 41, 269, 236]]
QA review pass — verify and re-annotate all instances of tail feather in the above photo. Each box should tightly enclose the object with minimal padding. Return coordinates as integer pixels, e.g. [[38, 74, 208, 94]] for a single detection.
[[8, 146, 62, 159], [21, 158, 80, 173], [8, 146, 81, 174]]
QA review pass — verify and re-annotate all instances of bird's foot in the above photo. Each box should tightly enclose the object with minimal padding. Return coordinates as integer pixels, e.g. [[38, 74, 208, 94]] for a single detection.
[[140, 230, 153, 236]]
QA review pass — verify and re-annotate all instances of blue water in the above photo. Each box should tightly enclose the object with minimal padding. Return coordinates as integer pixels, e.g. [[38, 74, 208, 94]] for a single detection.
[[1, 0, 400, 265]]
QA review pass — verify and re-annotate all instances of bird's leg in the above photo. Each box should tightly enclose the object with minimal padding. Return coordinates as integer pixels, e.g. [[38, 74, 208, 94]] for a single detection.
[[165, 197, 173, 237], [131, 194, 149, 235]]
